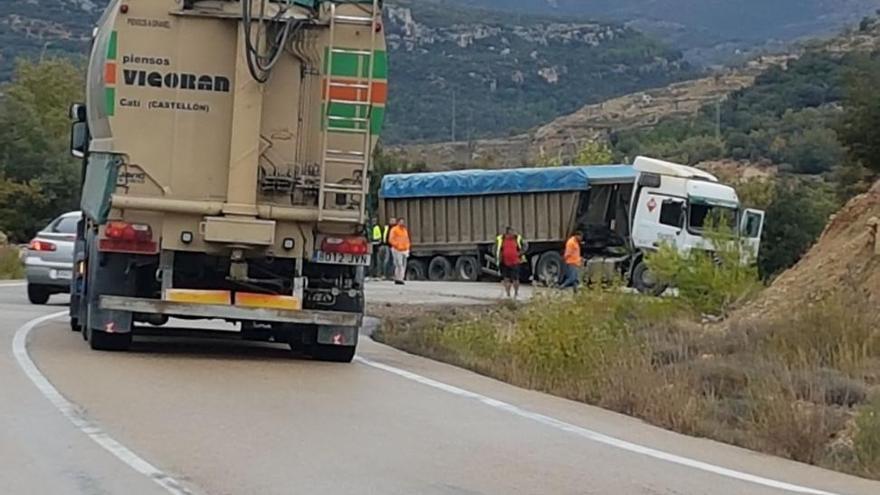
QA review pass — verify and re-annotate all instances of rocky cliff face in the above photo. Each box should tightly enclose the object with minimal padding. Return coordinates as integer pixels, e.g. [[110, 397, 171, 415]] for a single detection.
[[383, 0, 693, 142], [1, 0, 694, 144]]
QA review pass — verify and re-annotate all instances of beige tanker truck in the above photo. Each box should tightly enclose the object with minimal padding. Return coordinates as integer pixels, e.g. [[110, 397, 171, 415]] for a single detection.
[[68, 0, 387, 362]]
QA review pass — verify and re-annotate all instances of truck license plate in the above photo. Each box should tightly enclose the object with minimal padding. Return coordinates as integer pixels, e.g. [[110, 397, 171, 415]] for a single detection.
[[51, 269, 72, 280], [314, 251, 370, 266]]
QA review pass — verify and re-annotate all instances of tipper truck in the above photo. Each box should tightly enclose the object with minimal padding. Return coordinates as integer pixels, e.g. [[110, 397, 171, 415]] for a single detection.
[[67, 0, 388, 362], [379, 156, 766, 293]]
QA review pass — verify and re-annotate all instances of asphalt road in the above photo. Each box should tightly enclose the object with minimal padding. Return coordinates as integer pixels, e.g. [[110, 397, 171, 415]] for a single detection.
[[2, 281, 879, 495]]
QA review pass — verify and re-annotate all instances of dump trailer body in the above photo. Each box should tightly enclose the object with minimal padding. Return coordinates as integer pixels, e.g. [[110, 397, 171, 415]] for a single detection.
[[69, 0, 388, 361], [379, 166, 636, 281]]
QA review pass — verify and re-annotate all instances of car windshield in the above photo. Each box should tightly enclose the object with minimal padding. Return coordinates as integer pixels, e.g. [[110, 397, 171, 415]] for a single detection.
[[51, 215, 78, 234], [688, 203, 737, 233]]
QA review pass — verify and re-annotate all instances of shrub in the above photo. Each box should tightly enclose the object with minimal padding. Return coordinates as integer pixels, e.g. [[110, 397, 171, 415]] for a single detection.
[[854, 396, 880, 477], [760, 292, 880, 374], [0, 246, 23, 279], [747, 377, 847, 464], [646, 222, 761, 316]]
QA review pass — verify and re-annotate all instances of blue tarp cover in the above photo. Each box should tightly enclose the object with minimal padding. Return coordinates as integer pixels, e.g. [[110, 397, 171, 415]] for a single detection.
[[380, 165, 636, 199]]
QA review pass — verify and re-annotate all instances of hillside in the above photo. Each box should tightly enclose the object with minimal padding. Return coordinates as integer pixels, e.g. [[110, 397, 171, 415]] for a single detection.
[[734, 179, 880, 322], [0, 0, 696, 144], [391, 19, 880, 170], [446, 0, 880, 63], [388, 55, 791, 169]]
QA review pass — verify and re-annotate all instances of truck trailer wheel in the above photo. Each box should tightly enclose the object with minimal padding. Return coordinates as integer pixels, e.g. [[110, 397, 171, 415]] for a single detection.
[[428, 256, 453, 281], [535, 252, 564, 286], [454, 256, 480, 282], [632, 261, 667, 296], [406, 259, 427, 281], [310, 344, 356, 363], [87, 327, 132, 351]]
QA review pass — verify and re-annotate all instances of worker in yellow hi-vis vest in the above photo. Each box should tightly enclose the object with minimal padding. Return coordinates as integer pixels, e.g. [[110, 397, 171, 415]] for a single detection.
[[495, 226, 527, 299], [369, 219, 385, 278], [376, 218, 395, 279]]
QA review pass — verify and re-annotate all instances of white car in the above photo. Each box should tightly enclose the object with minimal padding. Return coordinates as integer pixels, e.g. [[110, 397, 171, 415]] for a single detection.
[[24, 211, 80, 304]]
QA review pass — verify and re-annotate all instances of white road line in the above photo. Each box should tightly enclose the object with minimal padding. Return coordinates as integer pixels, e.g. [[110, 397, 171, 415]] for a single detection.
[[355, 356, 843, 495], [13, 312, 193, 495]]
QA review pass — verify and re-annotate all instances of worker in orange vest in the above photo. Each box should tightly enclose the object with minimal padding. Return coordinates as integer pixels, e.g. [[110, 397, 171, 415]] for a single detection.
[[559, 231, 583, 292], [388, 218, 411, 285]]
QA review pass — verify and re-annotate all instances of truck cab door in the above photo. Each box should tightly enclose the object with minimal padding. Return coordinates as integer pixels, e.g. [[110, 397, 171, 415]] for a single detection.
[[740, 208, 765, 258], [631, 192, 686, 250]]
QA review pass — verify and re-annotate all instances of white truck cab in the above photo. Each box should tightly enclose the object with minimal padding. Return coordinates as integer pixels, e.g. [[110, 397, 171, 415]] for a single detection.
[[629, 156, 765, 261]]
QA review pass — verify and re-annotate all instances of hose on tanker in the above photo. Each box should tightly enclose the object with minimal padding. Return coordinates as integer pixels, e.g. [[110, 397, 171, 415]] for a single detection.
[[241, 0, 301, 83]]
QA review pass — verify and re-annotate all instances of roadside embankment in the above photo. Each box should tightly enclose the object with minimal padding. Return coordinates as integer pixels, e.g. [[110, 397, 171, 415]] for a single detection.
[[373, 288, 879, 480]]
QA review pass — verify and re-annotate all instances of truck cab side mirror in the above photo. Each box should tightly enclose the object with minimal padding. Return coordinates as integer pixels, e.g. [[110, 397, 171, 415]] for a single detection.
[[69, 103, 88, 159], [70, 121, 88, 159]]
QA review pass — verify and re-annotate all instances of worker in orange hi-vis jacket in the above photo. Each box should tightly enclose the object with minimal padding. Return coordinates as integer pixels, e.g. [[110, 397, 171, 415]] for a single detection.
[[559, 231, 583, 292], [388, 218, 412, 286]]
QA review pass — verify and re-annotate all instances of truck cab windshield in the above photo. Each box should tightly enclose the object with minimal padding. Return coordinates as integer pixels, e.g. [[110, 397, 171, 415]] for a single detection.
[[688, 202, 737, 233]]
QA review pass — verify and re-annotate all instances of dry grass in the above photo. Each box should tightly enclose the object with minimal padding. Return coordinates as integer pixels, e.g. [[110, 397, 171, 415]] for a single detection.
[[374, 287, 880, 480], [0, 246, 24, 279]]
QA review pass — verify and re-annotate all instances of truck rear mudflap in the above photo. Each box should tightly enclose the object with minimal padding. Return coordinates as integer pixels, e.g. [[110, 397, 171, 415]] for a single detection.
[[99, 295, 360, 327]]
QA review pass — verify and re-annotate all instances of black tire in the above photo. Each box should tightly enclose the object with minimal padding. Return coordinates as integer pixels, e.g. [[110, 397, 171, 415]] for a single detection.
[[310, 344, 356, 363], [27, 284, 50, 305], [70, 317, 81, 332], [632, 261, 667, 296], [427, 256, 453, 281], [241, 321, 272, 341], [535, 251, 564, 286], [454, 256, 480, 282], [88, 328, 132, 351], [405, 259, 427, 281]]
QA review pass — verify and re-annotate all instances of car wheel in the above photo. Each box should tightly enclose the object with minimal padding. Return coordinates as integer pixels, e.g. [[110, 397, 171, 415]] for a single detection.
[[27, 284, 51, 305]]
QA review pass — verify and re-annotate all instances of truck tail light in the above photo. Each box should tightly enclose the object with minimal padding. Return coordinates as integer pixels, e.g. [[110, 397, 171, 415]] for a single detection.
[[99, 221, 158, 254], [28, 240, 57, 252], [321, 236, 368, 255]]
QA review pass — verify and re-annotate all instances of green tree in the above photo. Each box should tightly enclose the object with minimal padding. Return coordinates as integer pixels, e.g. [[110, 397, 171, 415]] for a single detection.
[[757, 179, 838, 279], [782, 127, 845, 174], [0, 58, 83, 240], [539, 140, 614, 167], [735, 177, 776, 210], [839, 56, 880, 174]]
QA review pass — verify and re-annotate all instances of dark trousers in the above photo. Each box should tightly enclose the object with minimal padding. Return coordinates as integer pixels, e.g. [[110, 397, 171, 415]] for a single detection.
[[559, 264, 580, 290]]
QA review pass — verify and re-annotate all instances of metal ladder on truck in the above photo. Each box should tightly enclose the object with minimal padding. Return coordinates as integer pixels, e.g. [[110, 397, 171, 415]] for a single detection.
[[317, 0, 381, 223]]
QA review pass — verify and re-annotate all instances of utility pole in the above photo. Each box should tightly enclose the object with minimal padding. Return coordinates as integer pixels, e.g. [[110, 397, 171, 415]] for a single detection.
[[715, 99, 722, 141], [451, 87, 457, 142], [39, 42, 51, 62]]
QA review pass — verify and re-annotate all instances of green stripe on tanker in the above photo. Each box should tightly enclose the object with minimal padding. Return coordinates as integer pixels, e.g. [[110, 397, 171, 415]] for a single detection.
[[107, 31, 117, 60], [324, 48, 387, 79], [104, 88, 116, 117]]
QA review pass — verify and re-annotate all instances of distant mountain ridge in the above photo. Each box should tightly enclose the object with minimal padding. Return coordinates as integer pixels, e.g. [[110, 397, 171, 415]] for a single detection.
[[0, 0, 696, 144], [443, 0, 880, 63]]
